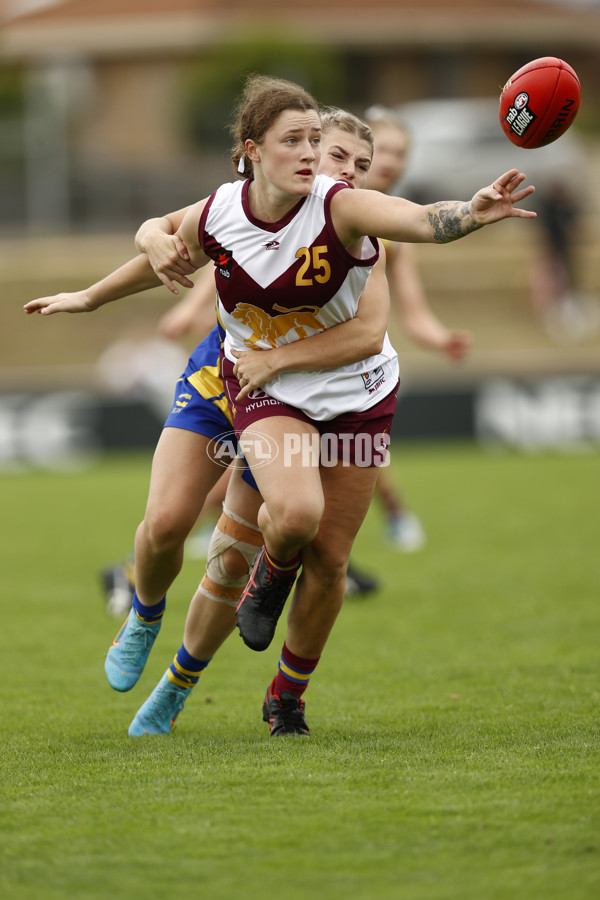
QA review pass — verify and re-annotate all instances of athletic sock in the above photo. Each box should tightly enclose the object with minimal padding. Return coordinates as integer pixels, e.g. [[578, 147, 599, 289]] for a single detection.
[[132, 592, 166, 625], [264, 549, 301, 576], [168, 644, 212, 689], [271, 642, 320, 699]]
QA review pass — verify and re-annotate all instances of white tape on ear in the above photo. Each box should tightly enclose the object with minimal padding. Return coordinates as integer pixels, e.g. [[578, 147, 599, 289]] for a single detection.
[[238, 155, 246, 174]]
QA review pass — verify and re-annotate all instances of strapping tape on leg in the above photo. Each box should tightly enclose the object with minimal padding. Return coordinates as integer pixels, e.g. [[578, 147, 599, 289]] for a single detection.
[[197, 506, 263, 607]]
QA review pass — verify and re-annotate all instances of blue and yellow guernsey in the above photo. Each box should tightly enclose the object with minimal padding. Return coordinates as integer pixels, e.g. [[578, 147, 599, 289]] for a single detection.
[[163, 312, 258, 492], [164, 313, 232, 434]]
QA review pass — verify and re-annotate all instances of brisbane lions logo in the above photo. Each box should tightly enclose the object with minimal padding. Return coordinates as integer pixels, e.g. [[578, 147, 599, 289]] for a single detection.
[[232, 302, 324, 348]]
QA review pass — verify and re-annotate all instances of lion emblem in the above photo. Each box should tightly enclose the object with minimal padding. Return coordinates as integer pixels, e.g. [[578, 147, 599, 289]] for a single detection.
[[232, 302, 324, 348]]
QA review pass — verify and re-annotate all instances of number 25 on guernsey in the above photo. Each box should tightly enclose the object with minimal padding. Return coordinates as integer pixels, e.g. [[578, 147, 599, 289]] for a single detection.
[[295, 246, 331, 286]]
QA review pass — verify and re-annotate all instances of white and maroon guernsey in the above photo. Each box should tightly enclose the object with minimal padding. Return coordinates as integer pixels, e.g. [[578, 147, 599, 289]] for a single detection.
[[199, 173, 399, 421]]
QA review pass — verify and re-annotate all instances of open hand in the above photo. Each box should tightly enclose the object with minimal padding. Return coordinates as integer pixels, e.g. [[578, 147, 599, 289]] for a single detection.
[[24, 290, 94, 315], [470, 169, 536, 225]]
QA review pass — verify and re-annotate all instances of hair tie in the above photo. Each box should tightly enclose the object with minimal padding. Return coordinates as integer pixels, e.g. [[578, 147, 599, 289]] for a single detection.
[[237, 155, 246, 174]]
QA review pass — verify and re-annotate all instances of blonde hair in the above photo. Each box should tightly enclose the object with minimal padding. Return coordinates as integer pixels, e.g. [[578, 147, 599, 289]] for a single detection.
[[364, 104, 410, 141], [230, 74, 319, 178], [320, 106, 374, 154]]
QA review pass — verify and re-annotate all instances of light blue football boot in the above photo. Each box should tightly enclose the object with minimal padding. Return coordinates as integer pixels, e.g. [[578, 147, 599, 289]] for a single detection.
[[128, 671, 190, 736], [104, 607, 162, 692]]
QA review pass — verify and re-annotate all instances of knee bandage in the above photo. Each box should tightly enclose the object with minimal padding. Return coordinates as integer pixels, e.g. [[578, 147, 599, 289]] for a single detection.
[[198, 505, 263, 607]]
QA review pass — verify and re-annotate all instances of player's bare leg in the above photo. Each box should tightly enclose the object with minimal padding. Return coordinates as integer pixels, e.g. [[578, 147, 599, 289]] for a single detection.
[[286, 463, 379, 657], [129, 466, 264, 735], [105, 427, 224, 692], [134, 427, 225, 606]]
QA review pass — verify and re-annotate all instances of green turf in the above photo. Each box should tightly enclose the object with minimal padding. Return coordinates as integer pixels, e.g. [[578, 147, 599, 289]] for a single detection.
[[1, 446, 599, 900]]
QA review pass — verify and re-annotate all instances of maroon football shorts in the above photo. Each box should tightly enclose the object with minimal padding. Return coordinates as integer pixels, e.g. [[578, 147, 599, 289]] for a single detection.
[[221, 357, 399, 468]]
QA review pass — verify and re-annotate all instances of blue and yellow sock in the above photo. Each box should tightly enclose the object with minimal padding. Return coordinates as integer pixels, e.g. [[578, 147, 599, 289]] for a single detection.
[[168, 644, 212, 689], [132, 592, 166, 625]]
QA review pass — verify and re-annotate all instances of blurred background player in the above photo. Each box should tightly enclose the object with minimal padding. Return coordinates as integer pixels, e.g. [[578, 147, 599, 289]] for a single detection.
[[363, 105, 471, 550], [528, 176, 600, 344]]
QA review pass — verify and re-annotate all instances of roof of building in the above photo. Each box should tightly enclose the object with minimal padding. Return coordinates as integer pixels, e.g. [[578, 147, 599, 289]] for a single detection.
[[2, 0, 599, 60]]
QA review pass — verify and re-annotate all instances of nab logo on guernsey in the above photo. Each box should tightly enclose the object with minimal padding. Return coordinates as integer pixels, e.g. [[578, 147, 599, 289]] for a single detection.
[[207, 430, 279, 470], [215, 248, 233, 279]]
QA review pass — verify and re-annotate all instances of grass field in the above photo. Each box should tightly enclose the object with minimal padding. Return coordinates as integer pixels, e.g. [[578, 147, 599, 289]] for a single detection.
[[1, 444, 599, 900]]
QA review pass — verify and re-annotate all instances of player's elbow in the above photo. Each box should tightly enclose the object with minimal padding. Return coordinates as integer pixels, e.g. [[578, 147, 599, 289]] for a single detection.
[[364, 328, 385, 356]]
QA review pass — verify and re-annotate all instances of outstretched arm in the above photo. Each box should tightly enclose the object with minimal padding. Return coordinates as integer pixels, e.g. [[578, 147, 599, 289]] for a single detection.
[[332, 169, 536, 247], [23, 253, 163, 316], [25, 199, 212, 317], [232, 249, 390, 398]]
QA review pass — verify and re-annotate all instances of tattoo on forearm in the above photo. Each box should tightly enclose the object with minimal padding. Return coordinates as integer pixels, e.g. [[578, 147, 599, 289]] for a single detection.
[[427, 201, 482, 243]]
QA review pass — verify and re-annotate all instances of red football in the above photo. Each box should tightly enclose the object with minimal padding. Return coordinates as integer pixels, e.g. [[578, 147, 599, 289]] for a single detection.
[[499, 57, 581, 148]]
